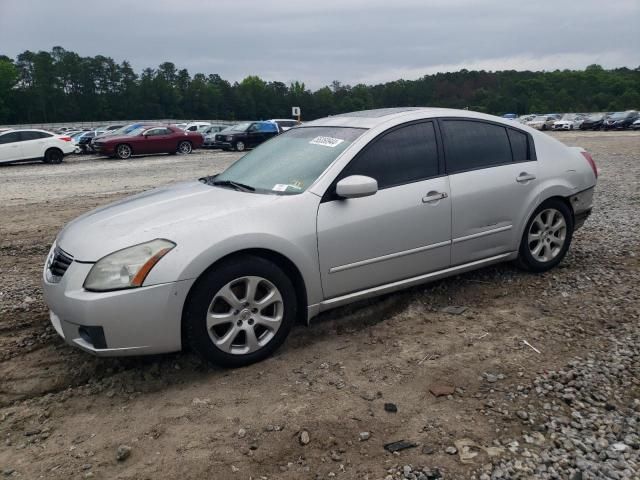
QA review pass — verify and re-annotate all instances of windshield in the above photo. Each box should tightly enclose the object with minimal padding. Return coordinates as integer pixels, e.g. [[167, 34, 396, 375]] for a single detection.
[[532, 116, 547, 122], [125, 127, 147, 136], [561, 114, 577, 121], [212, 126, 365, 195], [609, 112, 626, 120], [231, 123, 251, 132]]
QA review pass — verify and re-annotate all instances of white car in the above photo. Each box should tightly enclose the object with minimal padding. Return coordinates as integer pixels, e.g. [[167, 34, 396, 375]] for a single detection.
[[0, 129, 76, 164], [553, 114, 585, 131], [184, 122, 212, 133]]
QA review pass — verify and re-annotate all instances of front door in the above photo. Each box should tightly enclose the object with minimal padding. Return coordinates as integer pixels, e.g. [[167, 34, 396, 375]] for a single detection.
[[317, 121, 451, 299]]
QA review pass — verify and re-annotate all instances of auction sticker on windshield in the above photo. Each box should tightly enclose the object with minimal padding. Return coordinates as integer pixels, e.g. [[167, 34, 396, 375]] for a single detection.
[[309, 136, 344, 148]]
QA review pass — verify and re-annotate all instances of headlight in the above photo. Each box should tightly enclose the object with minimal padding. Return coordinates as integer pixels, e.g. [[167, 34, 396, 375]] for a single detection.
[[226, 135, 233, 141], [83, 239, 175, 292]]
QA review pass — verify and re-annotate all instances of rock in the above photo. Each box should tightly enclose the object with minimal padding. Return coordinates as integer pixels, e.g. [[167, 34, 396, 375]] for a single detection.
[[237, 428, 246, 438], [3, 469, 15, 477], [116, 445, 132, 462], [299, 430, 310, 445], [384, 440, 417, 453], [330, 450, 342, 461], [516, 410, 529, 420], [359, 431, 370, 441], [441, 306, 467, 315], [485, 373, 498, 383], [384, 402, 398, 413], [429, 384, 456, 397], [445, 446, 457, 455], [422, 445, 435, 455]]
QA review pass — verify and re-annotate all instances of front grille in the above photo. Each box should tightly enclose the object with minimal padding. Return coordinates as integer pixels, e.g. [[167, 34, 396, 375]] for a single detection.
[[49, 247, 73, 278]]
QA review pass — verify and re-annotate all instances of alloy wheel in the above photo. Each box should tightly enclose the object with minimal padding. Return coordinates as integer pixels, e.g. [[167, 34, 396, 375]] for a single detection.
[[117, 144, 131, 159], [527, 208, 567, 262], [206, 276, 284, 355]]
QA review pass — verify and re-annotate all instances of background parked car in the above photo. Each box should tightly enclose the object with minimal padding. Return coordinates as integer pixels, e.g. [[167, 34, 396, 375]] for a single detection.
[[526, 115, 556, 130], [631, 119, 640, 130], [213, 121, 280, 151], [579, 113, 606, 130], [0, 129, 75, 164], [77, 131, 97, 153], [553, 113, 585, 130], [202, 124, 231, 148], [184, 122, 211, 132], [93, 125, 203, 159], [268, 119, 301, 132], [602, 111, 639, 130]]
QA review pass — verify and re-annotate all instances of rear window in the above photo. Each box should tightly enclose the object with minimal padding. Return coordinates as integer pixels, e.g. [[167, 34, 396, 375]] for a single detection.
[[20, 131, 51, 140], [442, 120, 512, 173]]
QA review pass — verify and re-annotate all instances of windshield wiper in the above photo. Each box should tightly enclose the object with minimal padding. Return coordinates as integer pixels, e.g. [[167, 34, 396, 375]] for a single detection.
[[211, 180, 255, 192]]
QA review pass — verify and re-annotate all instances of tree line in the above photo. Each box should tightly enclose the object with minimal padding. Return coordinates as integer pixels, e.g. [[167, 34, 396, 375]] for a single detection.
[[0, 47, 638, 124]]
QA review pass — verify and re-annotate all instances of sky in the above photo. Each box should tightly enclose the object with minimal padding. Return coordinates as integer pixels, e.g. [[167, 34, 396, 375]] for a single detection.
[[0, 0, 638, 88]]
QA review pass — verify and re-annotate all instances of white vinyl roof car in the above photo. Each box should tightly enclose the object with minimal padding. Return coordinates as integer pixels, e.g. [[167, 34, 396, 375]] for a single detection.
[[0, 129, 76, 164], [43, 108, 597, 367]]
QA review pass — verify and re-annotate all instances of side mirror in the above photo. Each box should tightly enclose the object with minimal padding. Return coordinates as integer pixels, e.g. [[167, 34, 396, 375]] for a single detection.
[[335, 175, 378, 199]]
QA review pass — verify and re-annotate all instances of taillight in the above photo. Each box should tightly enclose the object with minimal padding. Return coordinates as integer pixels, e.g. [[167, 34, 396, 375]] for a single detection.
[[59, 136, 72, 142], [580, 151, 598, 178]]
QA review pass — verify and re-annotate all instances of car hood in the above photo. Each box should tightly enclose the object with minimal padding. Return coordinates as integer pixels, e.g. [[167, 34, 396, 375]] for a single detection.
[[57, 181, 285, 261]]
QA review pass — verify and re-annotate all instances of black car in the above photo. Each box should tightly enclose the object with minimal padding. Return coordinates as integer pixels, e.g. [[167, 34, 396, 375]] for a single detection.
[[213, 121, 280, 151], [602, 111, 639, 130], [579, 113, 606, 130], [77, 131, 96, 153]]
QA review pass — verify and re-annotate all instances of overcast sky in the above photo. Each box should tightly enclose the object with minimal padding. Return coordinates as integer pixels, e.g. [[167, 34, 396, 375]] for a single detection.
[[0, 0, 638, 88]]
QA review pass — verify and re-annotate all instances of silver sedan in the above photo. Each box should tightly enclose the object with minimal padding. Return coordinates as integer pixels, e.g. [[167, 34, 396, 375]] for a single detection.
[[43, 107, 597, 367]]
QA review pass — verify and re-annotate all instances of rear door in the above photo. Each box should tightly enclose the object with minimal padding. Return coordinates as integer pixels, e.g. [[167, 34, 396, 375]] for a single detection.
[[440, 119, 538, 265], [0, 132, 24, 162], [20, 130, 50, 159]]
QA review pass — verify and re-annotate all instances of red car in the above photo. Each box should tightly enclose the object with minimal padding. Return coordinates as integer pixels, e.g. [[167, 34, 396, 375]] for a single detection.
[[93, 125, 203, 159]]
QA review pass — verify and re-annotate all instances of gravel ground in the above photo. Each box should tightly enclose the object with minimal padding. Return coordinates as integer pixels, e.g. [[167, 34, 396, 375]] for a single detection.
[[0, 132, 638, 479]]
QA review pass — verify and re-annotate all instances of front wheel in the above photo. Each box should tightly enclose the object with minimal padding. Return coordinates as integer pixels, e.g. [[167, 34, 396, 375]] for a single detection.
[[116, 144, 132, 159], [516, 199, 574, 273], [234, 141, 245, 152], [177, 141, 192, 155], [184, 256, 297, 367]]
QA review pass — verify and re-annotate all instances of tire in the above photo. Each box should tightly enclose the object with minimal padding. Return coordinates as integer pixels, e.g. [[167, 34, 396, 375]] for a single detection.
[[184, 255, 297, 367], [177, 141, 192, 155], [234, 141, 245, 152], [516, 199, 574, 273], [43, 148, 63, 164], [115, 144, 132, 159]]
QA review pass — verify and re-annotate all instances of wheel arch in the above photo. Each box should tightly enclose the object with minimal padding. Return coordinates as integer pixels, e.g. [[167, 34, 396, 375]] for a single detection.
[[44, 146, 63, 159], [180, 247, 309, 348]]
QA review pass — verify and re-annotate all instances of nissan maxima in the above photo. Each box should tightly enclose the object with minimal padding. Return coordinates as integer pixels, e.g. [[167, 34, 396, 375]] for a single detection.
[[43, 108, 597, 367]]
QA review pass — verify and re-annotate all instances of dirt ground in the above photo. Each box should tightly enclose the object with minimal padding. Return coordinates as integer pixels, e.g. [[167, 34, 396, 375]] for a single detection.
[[0, 132, 638, 479]]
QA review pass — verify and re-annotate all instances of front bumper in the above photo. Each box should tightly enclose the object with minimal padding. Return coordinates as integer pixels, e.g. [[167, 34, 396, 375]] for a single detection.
[[42, 253, 194, 356]]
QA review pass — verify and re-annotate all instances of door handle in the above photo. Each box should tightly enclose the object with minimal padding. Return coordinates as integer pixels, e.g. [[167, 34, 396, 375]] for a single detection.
[[422, 191, 448, 203], [516, 172, 536, 183]]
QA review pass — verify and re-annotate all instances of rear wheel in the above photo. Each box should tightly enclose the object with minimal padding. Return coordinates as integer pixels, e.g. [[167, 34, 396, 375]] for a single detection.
[[516, 199, 573, 273], [184, 256, 297, 367], [116, 144, 132, 159], [43, 148, 63, 164], [177, 141, 192, 155]]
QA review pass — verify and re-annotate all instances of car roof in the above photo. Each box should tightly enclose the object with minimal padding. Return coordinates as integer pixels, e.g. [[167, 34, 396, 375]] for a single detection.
[[0, 128, 52, 133], [304, 107, 515, 129]]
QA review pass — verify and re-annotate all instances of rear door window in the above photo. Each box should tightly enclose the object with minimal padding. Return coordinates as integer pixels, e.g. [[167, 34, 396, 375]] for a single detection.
[[507, 129, 530, 162], [441, 120, 512, 173], [340, 121, 439, 189], [0, 132, 21, 144], [19, 131, 49, 141]]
